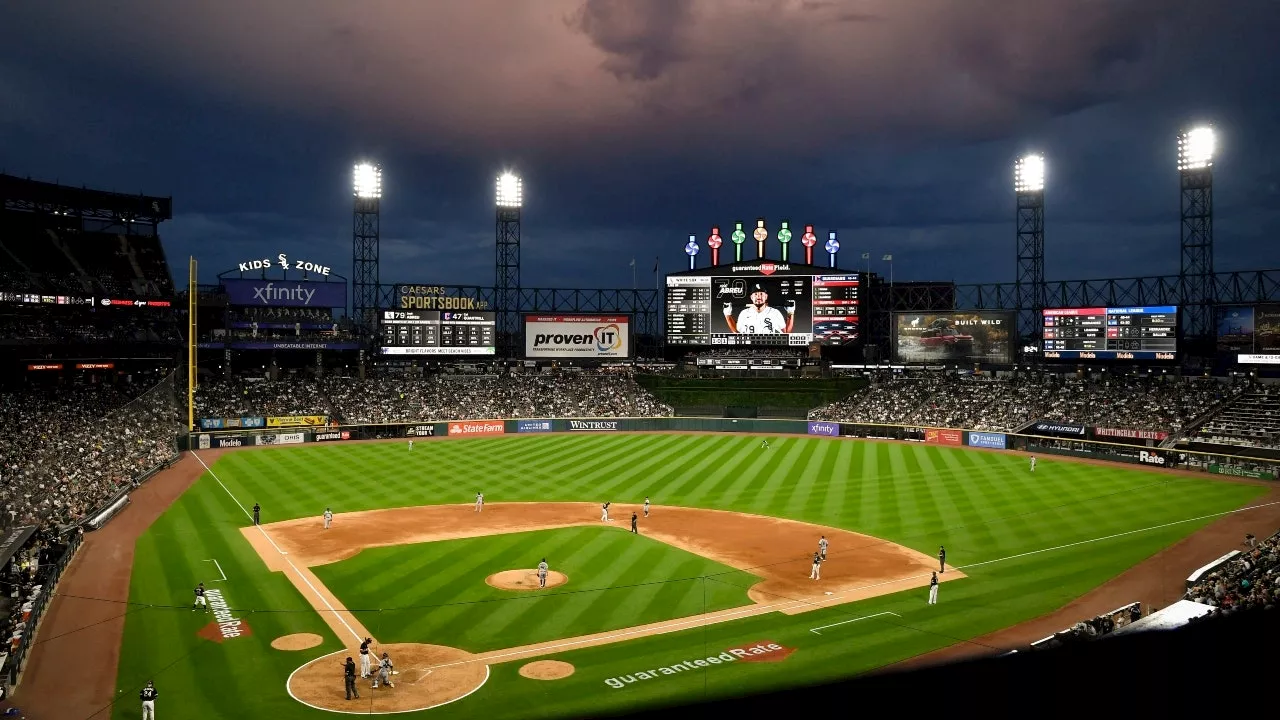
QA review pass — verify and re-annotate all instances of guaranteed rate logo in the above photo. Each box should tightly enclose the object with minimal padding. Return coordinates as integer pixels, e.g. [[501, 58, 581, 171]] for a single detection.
[[604, 641, 794, 689], [197, 588, 253, 643]]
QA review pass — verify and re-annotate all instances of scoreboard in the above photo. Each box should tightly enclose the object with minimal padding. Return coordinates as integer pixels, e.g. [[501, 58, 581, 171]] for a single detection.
[[1042, 306, 1178, 360], [380, 310, 496, 355], [666, 269, 859, 347]]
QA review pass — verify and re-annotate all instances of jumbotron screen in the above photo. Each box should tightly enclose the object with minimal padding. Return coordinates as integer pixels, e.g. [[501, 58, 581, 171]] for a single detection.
[[892, 311, 1014, 364], [1042, 306, 1178, 360], [665, 263, 859, 346], [379, 310, 496, 355]]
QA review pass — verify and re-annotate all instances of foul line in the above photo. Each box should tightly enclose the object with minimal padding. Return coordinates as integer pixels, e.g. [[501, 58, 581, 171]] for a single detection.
[[204, 559, 227, 582], [810, 611, 901, 635], [192, 451, 365, 646]]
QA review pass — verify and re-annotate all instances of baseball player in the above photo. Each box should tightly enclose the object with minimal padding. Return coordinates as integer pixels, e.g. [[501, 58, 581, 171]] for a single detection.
[[372, 651, 394, 688], [343, 656, 360, 700], [809, 551, 823, 580], [631, 512, 638, 534], [475, 492, 484, 512], [724, 283, 795, 334], [193, 582, 207, 611], [359, 637, 373, 678], [643, 497, 650, 517], [601, 502, 611, 522], [818, 535, 829, 561], [252, 502, 261, 525], [408, 439, 414, 451], [761, 438, 770, 449], [938, 546, 946, 573], [140, 680, 158, 720], [1029, 456, 1037, 472], [323, 507, 333, 529], [928, 572, 939, 605], [538, 558, 549, 588]]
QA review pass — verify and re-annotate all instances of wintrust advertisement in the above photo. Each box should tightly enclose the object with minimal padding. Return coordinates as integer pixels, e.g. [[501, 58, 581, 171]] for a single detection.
[[448, 420, 506, 437], [524, 315, 631, 359], [925, 428, 963, 446], [807, 421, 839, 437], [568, 420, 620, 431], [967, 431, 1008, 449]]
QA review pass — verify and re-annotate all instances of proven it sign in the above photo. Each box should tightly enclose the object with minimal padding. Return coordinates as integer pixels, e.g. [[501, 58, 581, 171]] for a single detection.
[[524, 315, 631, 359], [603, 641, 794, 690]]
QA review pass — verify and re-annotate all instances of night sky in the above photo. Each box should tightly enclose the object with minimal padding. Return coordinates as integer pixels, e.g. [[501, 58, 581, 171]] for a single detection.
[[3, 1, 1279, 292]]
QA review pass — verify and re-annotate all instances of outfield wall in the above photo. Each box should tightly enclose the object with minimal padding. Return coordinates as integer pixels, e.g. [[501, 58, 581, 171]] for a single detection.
[[182, 417, 1280, 481]]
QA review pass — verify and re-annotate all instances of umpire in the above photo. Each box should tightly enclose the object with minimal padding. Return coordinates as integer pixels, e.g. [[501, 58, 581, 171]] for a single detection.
[[343, 656, 360, 700], [253, 502, 261, 525]]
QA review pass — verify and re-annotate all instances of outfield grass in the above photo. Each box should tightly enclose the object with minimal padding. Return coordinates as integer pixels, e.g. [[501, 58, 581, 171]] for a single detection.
[[111, 435, 1266, 720]]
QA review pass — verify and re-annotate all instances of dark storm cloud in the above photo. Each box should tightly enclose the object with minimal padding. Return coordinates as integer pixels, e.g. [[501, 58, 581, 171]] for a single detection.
[[1, 0, 1278, 292]]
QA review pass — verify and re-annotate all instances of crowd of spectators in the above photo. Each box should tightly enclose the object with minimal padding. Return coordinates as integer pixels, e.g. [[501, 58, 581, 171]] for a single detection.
[[1185, 531, 1279, 613], [1029, 602, 1144, 651], [0, 308, 181, 346], [195, 368, 673, 424], [810, 372, 1234, 434]]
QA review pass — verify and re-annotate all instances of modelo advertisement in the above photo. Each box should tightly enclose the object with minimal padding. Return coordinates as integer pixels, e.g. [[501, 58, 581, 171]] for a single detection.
[[222, 279, 347, 308], [966, 431, 1008, 450], [517, 419, 553, 433], [807, 421, 839, 437], [524, 315, 631, 359], [196, 434, 250, 449], [892, 311, 1014, 364]]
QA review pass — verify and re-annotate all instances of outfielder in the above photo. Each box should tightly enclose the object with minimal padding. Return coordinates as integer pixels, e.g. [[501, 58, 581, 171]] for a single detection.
[[372, 652, 394, 688], [323, 507, 333, 529], [643, 497, 650, 517], [809, 551, 823, 580], [1029, 456, 1037, 472], [601, 502, 611, 522], [408, 439, 414, 451], [538, 558, 549, 588], [475, 492, 484, 512], [818, 535, 829, 560], [140, 680, 158, 720], [193, 582, 207, 611], [928, 572, 939, 605], [359, 637, 373, 678], [761, 438, 770, 449]]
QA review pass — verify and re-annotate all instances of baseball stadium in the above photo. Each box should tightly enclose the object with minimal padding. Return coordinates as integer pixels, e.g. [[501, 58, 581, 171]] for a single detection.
[[3, 26, 1280, 716]]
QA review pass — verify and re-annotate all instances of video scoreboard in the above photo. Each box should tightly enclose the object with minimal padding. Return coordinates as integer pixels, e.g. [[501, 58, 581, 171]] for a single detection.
[[379, 310, 496, 355], [1042, 306, 1178, 360]]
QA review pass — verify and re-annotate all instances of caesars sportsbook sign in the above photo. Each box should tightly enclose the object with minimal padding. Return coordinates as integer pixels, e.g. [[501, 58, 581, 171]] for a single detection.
[[524, 315, 631, 359]]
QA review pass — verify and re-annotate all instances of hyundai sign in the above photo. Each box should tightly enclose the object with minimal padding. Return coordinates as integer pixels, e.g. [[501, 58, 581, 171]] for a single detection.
[[223, 279, 347, 308], [807, 421, 839, 437], [967, 431, 1007, 450]]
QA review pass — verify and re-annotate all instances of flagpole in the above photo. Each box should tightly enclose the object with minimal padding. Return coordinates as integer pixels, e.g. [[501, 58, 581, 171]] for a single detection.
[[631, 258, 636, 290]]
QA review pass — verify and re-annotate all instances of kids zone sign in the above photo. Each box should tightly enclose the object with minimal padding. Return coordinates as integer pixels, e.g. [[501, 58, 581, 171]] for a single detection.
[[604, 641, 794, 689]]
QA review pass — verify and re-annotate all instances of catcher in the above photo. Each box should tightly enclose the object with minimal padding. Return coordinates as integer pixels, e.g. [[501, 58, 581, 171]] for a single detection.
[[372, 651, 395, 689]]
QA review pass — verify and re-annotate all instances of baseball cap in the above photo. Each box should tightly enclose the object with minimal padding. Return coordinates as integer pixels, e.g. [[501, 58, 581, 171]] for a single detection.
[[752, 283, 766, 292]]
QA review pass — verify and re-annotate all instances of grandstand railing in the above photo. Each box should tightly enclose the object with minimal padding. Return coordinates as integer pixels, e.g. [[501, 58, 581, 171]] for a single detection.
[[181, 417, 1280, 480], [4, 530, 82, 691]]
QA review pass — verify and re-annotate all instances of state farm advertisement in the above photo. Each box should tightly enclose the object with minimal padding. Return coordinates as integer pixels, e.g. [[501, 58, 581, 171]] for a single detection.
[[524, 315, 631, 359], [448, 420, 506, 437], [924, 428, 963, 446]]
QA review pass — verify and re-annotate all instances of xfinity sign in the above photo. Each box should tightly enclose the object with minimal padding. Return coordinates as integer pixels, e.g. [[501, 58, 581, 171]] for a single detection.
[[223, 279, 347, 308], [524, 315, 631, 358]]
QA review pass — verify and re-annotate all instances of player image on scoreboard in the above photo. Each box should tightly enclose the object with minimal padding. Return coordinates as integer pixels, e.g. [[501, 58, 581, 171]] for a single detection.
[[710, 277, 811, 336]]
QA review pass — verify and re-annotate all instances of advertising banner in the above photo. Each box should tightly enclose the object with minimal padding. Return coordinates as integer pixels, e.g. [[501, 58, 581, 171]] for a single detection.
[[200, 417, 266, 430], [222, 279, 347, 308], [405, 425, 436, 437], [211, 436, 248, 448], [199, 418, 225, 430], [1028, 420, 1087, 438], [806, 421, 839, 437], [197, 434, 211, 450], [1134, 449, 1169, 467], [523, 315, 631, 359], [1208, 464, 1276, 480], [892, 311, 1014, 364], [567, 420, 621, 431], [314, 430, 351, 442], [255, 432, 306, 446], [266, 415, 328, 428], [924, 428, 964, 446], [1094, 427, 1169, 441], [517, 419, 554, 433], [242, 416, 266, 428], [967, 431, 1008, 449], [447, 420, 505, 436]]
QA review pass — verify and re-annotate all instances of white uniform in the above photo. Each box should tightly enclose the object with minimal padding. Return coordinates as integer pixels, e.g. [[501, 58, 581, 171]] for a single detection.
[[408, 440, 414, 451], [643, 498, 650, 517], [601, 503, 610, 522], [323, 510, 333, 529], [809, 554, 822, 580], [538, 561, 549, 587], [475, 493, 484, 512], [1030, 457, 1037, 472], [735, 305, 787, 334], [928, 577, 939, 605], [818, 537, 829, 560]]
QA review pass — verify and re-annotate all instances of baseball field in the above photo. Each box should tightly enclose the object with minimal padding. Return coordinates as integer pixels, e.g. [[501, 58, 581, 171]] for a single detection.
[[30, 432, 1277, 719]]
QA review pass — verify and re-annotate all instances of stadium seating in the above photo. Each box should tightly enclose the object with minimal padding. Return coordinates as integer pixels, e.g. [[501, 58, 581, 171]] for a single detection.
[[1191, 388, 1280, 450], [1185, 530, 1279, 613]]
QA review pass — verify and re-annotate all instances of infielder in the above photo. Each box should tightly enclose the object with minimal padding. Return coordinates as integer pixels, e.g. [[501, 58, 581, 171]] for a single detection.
[[323, 507, 333, 529], [193, 582, 207, 611], [1030, 456, 1037, 472], [938, 545, 946, 573], [643, 497, 650, 517], [475, 492, 484, 512], [631, 512, 638, 534], [140, 680, 158, 720], [538, 558, 549, 588], [601, 502, 611, 522], [359, 637, 373, 677], [818, 535, 829, 561], [809, 551, 823, 580], [372, 651, 394, 688], [928, 572, 939, 605]]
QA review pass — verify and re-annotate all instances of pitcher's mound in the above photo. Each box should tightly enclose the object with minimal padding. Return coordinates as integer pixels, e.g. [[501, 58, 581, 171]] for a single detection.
[[288, 643, 488, 713], [519, 660, 575, 680], [486, 569, 567, 591], [272, 633, 323, 651]]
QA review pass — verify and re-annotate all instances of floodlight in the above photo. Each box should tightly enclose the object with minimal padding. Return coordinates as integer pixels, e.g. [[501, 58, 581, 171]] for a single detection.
[[496, 172, 523, 208], [1014, 154, 1045, 193], [1178, 127, 1215, 171], [353, 163, 382, 199]]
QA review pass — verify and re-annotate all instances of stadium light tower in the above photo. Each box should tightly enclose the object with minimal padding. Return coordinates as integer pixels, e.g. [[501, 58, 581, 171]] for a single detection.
[[1178, 126, 1216, 338], [1014, 153, 1046, 342], [352, 162, 382, 344], [495, 171, 522, 356]]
